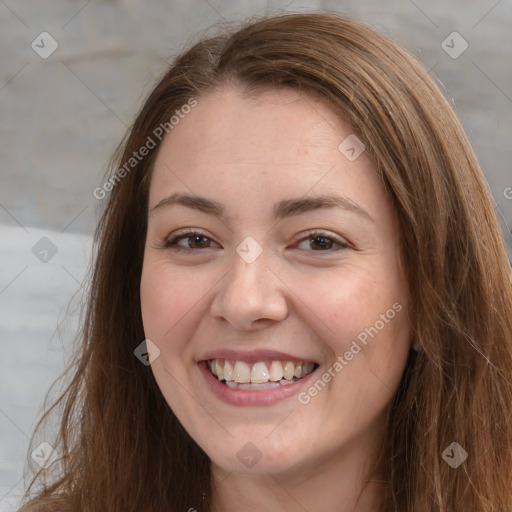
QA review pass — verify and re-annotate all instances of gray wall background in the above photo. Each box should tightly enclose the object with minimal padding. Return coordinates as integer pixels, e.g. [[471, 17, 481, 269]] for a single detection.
[[1, 0, 511, 509]]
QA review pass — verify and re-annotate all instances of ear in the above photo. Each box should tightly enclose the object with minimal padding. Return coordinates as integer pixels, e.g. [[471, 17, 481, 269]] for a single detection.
[[411, 338, 420, 352]]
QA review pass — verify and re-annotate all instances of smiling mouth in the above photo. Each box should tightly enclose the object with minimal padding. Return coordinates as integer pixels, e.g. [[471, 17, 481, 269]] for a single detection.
[[206, 358, 319, 390]]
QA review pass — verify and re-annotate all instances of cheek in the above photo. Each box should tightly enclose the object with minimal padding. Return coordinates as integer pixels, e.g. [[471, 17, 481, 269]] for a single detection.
[[139, 255, 226, 362], [299, 258, 411, 391], [299, 262, 402, 342], [325, 286, 410, 403], [139, 258, 198, 344]]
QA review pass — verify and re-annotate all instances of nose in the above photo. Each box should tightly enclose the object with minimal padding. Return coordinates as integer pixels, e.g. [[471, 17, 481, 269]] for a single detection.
[[209, 248, 289, 331]]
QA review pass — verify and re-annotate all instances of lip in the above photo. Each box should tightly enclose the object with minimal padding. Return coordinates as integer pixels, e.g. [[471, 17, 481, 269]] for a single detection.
[[197, 348, 318, 365], [197, 360, 318, 407]]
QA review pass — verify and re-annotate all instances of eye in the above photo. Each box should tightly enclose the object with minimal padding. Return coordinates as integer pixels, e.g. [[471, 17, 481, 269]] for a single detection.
[[160, 230, 218, 252], [294, 230, 350, 253], [158, 229, 350, 254]]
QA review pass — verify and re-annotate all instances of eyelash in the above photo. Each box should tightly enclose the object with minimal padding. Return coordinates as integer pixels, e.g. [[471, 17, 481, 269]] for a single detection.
[[158, 229, 350, 254]]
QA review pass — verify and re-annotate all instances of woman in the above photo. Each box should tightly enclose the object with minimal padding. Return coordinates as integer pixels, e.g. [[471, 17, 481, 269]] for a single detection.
[[20, 11, 512, 512]]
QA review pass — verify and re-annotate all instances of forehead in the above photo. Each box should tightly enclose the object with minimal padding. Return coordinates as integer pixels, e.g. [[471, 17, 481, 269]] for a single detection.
[[149, 86, 383, 219], [154, 87, 348, 161]]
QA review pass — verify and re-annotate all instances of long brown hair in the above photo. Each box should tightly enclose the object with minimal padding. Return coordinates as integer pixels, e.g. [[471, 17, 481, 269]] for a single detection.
[[20, 11, 512, 511]]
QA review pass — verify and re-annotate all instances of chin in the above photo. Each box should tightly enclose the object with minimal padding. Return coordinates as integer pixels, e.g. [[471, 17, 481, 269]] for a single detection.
[[213, 450, 302, 476], [200, 432, 308, 476]]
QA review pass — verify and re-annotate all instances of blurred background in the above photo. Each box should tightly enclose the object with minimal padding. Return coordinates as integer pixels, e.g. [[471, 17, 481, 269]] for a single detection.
[[1, 0, 511, 509]]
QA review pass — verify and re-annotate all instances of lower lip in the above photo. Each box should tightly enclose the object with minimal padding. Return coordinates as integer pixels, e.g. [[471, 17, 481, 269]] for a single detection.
[[198, 361, 317, 407]]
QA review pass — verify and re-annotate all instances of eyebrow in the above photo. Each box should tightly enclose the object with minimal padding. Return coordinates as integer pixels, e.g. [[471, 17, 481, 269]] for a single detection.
[[150, 192, 374, 223]]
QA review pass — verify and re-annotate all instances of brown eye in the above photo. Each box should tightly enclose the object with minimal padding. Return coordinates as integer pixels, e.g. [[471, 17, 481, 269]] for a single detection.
[[163, 231, 219, 252], [159, 229, 349, 254], [308, 235, 335, 250], [295, 231, 349, 253]]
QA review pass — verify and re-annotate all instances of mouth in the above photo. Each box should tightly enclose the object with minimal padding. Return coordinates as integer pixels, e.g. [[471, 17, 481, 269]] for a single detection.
[[205, 358, 319, 390]]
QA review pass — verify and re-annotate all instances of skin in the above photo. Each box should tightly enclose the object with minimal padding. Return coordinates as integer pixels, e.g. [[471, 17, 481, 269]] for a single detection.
[[140, 86, 413, 511]]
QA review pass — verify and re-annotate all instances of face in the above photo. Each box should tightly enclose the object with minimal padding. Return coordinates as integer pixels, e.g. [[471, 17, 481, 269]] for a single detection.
[[140, 86, 412, 479]]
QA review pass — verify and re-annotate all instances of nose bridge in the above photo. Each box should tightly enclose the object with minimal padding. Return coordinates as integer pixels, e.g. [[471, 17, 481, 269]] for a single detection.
[[227, 238, 274, 303], [210, 237, 288, 328]]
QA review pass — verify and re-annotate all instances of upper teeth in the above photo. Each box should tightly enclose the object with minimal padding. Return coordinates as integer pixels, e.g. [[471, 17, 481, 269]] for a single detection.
[[208, 359, 316, 384]]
